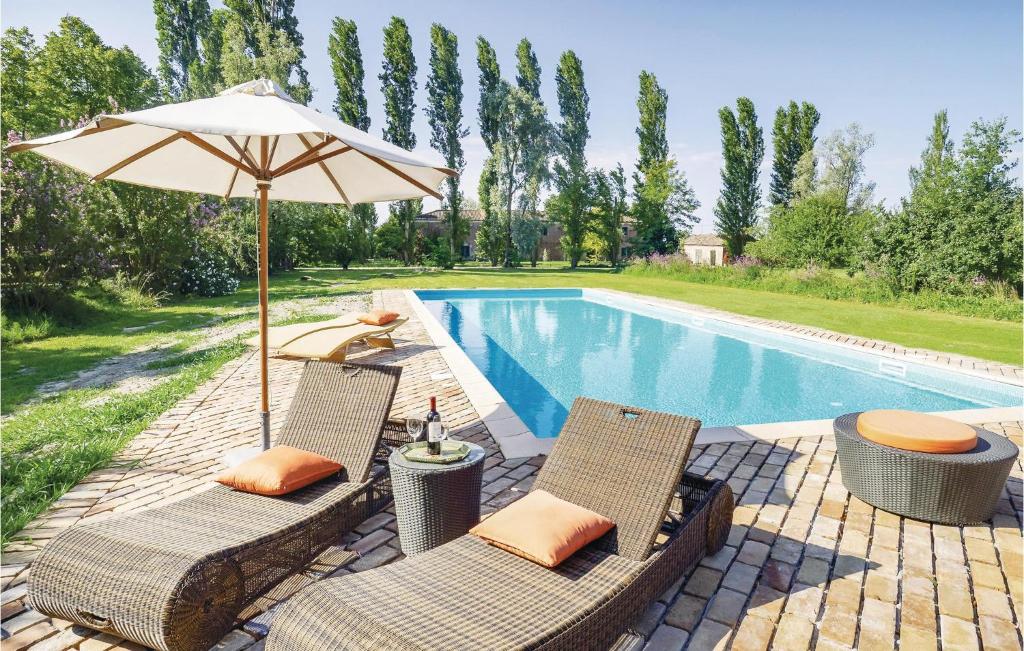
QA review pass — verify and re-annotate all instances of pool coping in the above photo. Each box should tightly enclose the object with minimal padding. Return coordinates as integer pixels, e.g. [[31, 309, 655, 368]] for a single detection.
[[405, 288, 1023, 456]]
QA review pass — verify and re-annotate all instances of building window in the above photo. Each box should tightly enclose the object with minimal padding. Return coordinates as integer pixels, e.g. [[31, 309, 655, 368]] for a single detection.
[[542, 226, 548, 236], [622, 226, 629, 236], [461, 244, 470, 258]]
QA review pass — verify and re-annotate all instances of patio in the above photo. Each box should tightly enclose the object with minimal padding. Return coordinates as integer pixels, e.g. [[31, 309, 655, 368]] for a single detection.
[[1, 290, 1021, 651]]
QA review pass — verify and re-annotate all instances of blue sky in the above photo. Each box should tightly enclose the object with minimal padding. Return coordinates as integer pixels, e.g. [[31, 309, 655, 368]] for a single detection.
[[5, 1, 1022, 228]]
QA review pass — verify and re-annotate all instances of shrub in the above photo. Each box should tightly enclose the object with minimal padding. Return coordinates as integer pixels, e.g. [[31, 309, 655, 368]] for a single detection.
[[99, 271, 170, 310], [179, 240, 240, 297]]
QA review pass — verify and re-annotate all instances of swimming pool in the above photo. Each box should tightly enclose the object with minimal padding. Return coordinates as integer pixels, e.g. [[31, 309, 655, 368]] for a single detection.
[[416, 289, 1021, 439]]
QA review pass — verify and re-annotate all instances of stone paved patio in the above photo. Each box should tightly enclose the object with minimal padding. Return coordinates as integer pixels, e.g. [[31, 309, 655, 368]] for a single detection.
[[1, 290, 1021, 650]]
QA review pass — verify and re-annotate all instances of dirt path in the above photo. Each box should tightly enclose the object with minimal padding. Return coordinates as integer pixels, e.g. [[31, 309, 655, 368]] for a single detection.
[[35, 293, 371, 401]]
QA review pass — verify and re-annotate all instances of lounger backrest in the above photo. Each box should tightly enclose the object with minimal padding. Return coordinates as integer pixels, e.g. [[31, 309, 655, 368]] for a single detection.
[[531, 397, 701, 561], [276, 361, 402, 483]]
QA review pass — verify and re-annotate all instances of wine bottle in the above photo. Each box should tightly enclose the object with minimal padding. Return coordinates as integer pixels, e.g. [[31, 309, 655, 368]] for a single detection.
[[426, 396, 442, 455]]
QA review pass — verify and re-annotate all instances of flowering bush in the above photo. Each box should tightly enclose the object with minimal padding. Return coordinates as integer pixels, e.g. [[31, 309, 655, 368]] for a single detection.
[[179, 240, 240, 297], [638, 252, 692, 273]]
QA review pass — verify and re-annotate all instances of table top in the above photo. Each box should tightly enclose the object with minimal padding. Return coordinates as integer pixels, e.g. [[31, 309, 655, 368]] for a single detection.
[[389, 441, 485, 472]]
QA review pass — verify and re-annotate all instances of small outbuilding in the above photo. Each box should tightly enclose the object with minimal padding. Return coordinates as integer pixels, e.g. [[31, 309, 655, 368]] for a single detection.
[[682, 234, 727, 266]]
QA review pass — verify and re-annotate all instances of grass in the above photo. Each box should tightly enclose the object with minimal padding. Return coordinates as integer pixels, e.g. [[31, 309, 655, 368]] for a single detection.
[[1, 340, 246, 543]]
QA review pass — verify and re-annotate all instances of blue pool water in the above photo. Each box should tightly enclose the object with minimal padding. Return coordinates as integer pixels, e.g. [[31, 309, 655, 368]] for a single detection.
[[417, 289, 1021, 438]]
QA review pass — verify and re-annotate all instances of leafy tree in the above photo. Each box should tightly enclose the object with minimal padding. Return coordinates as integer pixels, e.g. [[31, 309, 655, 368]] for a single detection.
[[634, 158, 700, 254], [222, 0, 308, 101], [219, 13, 307, 103], [746, 190, 875, 268], [714, 97, 763, 256], [475, 36, 503, 153], [489, 85, 550, 267], [635, 71, 668, 169], [185, 8, 229, 98], [1, 28, 39, 137], [379, 17, 420, 265], [592, 164, 629, 264], [26, 17, 158, 135], [819, 123, 876, 212], [770, 101, 819, 207], [515, 38, 542, 100], [153, 0, 212, 99], [631, 71, 697, 255], [425, 24, 468, 259], [328, 18, 369, 130], [327, 17, 373, 259], [475, 156, 503, 265], [873, 113, 1022, 292], [547, 50, 592, 268]]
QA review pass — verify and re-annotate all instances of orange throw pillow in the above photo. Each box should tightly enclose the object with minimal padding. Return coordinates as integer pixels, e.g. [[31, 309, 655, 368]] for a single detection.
[[216, 445, 342, 496], [469, 489, 615, 568], [856, 410, 977, 454], [357, 309, 400, 326]]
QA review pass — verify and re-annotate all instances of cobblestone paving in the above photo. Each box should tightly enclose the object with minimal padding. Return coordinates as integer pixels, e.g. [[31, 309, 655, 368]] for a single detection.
[[1, 290, 1021, 650]]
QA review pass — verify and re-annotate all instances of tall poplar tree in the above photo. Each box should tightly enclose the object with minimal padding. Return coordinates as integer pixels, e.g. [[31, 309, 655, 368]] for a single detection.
[[328, 17, 373, 260], [426, 24, 468, 259], [515, 38, 542, 100], [223, 0, 309, 101], [770, 100, 820, 207], [714, 97, 764, 256], [475, 36, 505, 264], [153, 0, 211, 100], [631, 71, 698, 255], [547, 50, 592, 268], [379, 16, 419, 265]]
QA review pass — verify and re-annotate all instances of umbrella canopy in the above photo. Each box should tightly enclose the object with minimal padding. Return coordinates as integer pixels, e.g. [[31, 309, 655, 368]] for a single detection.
[[8, 79, 453, 204], [9, 79, 453, 449]]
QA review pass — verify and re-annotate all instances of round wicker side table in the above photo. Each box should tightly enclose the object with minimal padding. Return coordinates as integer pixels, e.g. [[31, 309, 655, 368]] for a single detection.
[[389, 442, 485, 556], [834, 412, 1019, 525]]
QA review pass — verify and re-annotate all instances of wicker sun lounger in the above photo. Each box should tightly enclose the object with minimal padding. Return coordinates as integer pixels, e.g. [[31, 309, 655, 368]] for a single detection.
[[275, 318, 409, 363], [267, 397, 734, 651], [27, 361, 403, 651]]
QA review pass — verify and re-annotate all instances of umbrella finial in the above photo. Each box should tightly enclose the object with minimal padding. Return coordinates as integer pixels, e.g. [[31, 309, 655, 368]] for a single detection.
[[219, 79, 295, 103]]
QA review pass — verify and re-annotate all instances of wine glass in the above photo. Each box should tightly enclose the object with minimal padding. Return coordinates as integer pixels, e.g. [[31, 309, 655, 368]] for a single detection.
[[405, 418, 425, 443]]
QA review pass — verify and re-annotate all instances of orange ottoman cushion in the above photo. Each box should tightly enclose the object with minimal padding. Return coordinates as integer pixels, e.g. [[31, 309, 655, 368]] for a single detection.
[[856, 410, 977, 454], [469, 489, 615, 568], [216, 445, 342, 495]]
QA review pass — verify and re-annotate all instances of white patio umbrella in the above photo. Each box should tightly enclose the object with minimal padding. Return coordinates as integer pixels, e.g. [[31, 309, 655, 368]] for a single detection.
[[9, 79, 453, 449]]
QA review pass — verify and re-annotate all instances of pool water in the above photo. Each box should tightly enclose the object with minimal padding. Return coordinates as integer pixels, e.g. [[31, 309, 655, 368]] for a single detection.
[[417, 289, 1021, 438]]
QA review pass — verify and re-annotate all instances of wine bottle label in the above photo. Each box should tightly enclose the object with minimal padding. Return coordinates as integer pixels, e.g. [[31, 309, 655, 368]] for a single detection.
[[427, 422, 442, 442]]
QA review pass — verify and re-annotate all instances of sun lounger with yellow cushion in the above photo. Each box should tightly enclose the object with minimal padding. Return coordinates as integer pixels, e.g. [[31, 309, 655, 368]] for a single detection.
[[277, 318, 408, 362]]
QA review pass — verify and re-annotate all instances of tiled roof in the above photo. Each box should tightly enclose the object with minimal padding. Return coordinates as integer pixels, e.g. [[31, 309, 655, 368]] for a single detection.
[[685, 233, 725, 246]]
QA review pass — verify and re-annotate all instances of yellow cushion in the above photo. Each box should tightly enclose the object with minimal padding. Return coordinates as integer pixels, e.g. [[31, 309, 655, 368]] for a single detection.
[[216, 445, 342, 495], [469, 489, 615, 568], [357, 309, 400, 326], [856, 410, 977, 454]]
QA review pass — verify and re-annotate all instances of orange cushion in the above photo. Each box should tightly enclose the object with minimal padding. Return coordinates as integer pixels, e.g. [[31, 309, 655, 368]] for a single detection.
[[856, 410, 977, 454], [469, 489, 615, 568], [357, 309, 400, 326], [216, 445, 342, 496]]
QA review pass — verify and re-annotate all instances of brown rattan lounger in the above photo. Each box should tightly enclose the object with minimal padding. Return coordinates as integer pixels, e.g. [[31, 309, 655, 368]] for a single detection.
[[266, 397, 735, 650], [27, 361, 403, 651]]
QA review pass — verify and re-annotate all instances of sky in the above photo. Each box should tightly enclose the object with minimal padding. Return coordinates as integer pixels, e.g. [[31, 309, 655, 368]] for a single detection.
[[4, 1, 1022, 229]]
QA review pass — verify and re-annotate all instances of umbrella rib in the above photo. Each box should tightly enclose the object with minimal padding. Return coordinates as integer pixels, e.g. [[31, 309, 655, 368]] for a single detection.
[[296, 133, 352, 207], [354, 149, 443, 200], [274, 145, 352, 177], [180, 132, 258, 177], [224, 135, 259, 171], [270, 135, 337, 177], [268, 135, 280, 170], [92, 132, 186, 182], [224, 135, 252, 198]]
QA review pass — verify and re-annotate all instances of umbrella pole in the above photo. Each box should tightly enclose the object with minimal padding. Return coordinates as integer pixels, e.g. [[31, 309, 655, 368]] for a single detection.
[[257, 177, 271, 450]]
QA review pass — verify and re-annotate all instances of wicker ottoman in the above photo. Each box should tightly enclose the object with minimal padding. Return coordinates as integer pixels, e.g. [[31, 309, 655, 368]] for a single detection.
[[389, 443, 485, 555], [834, 412, 1018, 525]]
